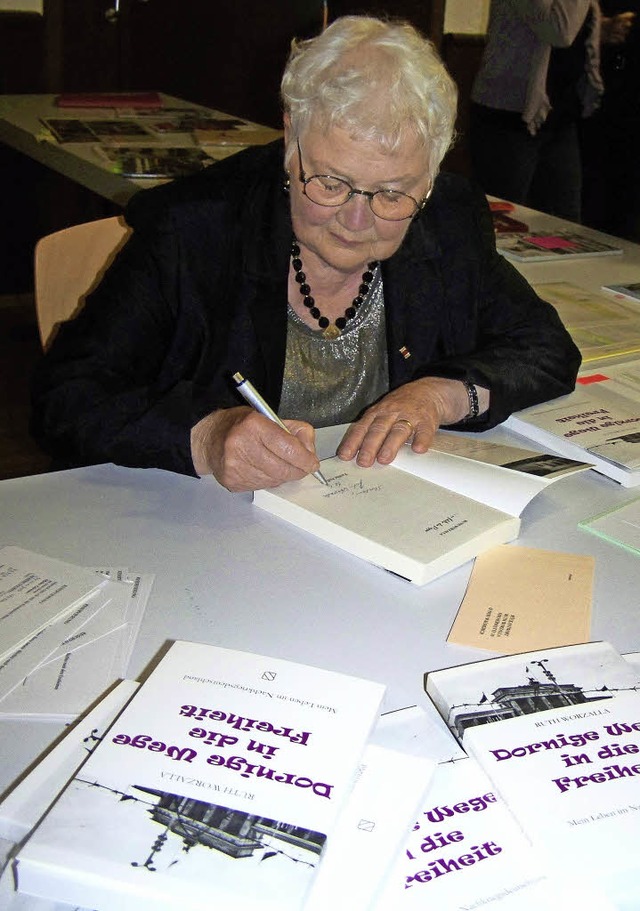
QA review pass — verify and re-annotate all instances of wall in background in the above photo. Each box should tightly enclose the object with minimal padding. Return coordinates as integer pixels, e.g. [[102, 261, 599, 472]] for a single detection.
[[444, 0, 489, 34]]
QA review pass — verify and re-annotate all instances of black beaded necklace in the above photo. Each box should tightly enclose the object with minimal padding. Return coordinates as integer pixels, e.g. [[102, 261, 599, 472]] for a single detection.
[[291, 239, 379, 340]]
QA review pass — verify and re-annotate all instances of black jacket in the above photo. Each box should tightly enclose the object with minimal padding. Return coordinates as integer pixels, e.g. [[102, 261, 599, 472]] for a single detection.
[[31, 141, 581, 475]]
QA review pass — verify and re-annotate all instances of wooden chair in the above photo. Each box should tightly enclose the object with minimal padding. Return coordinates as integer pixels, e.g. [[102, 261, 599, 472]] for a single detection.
[[34, 215, 131, 350]]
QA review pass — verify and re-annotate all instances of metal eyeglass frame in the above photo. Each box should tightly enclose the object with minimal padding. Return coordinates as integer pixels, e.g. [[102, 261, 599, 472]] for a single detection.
[[296, 140, 430, 222]]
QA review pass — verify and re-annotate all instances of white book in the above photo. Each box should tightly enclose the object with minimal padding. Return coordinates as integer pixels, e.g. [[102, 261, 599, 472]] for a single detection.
[[532, 281, 640, 366], [374, 755, 616, 910], [464, 690, 640, 904], [423, 642, 640, 905], [15, 641, 385, 911], [253, 435, 587, 586], [374, 756, 556, 910], [424, 641, 640, 746], [506, 358, 640, 486]]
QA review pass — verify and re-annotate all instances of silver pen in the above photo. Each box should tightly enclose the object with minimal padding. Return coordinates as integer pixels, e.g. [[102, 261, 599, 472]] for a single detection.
[[233, 372, 329, 486]]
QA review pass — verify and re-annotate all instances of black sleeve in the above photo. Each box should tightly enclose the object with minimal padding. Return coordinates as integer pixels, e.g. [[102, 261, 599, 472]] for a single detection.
[[415, 179, 582, 429]]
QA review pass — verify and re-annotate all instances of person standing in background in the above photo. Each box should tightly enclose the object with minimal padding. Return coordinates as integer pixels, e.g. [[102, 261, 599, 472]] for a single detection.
[[581, 2, 639, 241], [470, 1, 603, 221]]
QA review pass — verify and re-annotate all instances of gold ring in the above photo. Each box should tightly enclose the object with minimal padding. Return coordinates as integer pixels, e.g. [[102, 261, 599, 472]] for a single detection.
[[394, 419, 415, 436]]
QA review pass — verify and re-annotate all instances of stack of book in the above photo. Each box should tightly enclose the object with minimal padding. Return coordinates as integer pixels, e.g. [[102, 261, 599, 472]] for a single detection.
[[0, 545, 153, 722], [3, 639, 640, 909]]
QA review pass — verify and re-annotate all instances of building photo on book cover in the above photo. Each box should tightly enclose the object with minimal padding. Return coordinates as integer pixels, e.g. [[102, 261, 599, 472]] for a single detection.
[[23, 778, 326, 889], [424, 641, 640, 744]]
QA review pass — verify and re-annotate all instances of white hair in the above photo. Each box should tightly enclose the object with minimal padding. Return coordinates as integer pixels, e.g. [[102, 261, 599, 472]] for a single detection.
[[281, 16, 457, 179]]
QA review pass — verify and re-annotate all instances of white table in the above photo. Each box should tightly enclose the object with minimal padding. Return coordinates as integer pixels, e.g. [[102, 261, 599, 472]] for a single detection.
[[2, 421, 640, 799]]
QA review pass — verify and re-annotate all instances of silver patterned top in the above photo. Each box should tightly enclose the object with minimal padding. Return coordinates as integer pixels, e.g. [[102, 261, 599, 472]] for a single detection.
[[279, 267, 388, 427]]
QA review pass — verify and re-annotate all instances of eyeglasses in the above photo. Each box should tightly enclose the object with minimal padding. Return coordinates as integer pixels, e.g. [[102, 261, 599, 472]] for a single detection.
[[296, 141, 429, 222]]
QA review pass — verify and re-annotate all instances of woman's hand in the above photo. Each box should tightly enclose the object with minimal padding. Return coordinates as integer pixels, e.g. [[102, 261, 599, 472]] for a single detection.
[[337, 377, 488, 467], [191, 406, 321, 491]]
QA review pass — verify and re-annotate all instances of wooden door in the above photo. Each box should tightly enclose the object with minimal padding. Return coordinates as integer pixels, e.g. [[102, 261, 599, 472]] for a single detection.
[[43, 1, 443, 124]]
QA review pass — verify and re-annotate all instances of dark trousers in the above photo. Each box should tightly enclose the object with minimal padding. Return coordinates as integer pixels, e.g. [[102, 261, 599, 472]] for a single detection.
[[469, 103, 583, 222]]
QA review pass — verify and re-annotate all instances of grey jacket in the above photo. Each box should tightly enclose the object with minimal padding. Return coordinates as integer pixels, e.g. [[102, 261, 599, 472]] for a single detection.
[[472, 0, 603, 133]]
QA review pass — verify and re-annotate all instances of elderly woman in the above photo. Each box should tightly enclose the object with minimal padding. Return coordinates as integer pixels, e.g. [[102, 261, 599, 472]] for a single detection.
[[31, 16, 580, 491], [470, 0, 603, 221]]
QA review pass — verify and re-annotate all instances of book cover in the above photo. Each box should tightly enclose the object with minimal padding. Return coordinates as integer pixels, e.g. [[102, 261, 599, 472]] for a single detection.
[[424, 432, 589, 514], [373, 756, 558, 910], [464, 689, 640, 902], [194, 125, 283, 147], [491, 212, 529, 234], [496, 231, 623, 262], [446, 545, 594, 654], [42, 118, 154, 144], [505, 359, 640, 486], [146, 114, 245, 134], [304, 744, 435, 911], [423, 641, 640, 746], [602, 281, 640, 304], [15, 641, 385, 911]]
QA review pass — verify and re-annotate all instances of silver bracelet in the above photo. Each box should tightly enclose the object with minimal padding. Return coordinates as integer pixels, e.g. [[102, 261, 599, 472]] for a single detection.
[[462, 380, 480, 419]]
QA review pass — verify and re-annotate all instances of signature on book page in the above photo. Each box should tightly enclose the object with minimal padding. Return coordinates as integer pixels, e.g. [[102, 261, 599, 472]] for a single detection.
[[320, 472, 383, 498]]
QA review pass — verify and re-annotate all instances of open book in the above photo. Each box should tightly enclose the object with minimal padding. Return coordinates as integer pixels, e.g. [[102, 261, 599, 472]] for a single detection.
[[505, 358, 640, 486], [423, 641, 640, 905], [253, 434, 588, 586]]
